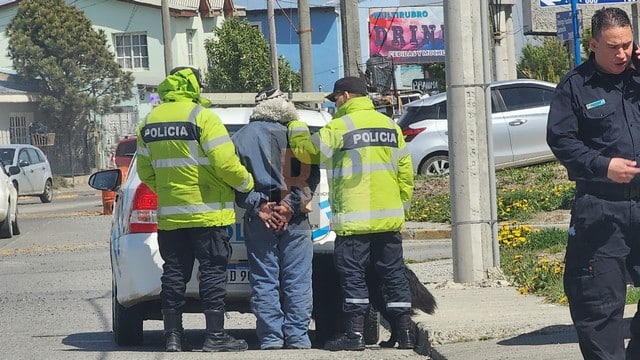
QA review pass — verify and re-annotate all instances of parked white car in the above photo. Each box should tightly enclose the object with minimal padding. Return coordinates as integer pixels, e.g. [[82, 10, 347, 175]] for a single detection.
[[0, 159, 19, 238], [398, 79, 557, 176], [0, 144, 54, 202], [88, 107, 380, 347]]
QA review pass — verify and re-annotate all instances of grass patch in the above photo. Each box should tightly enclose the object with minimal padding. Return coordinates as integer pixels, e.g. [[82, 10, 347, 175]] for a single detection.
[[410, 161, 636, 305], [52, 175, 69, 189]]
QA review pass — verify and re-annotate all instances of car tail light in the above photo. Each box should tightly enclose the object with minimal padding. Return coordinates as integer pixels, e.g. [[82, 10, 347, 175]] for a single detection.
[[402, 127, 425, 142], [128, 182, 158, 234]]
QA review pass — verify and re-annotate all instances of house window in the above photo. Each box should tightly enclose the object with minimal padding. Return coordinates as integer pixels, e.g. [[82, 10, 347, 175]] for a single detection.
[[114, 33, 149, 70], [187, 29, 195, 66], [9, 113, 32, 144]]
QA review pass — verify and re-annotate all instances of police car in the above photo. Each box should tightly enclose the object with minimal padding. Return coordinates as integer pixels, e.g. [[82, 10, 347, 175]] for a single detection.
[[88, 106, 379, 347]]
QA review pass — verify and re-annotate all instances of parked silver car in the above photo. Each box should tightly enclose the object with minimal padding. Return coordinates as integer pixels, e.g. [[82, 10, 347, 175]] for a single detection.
[[0, 144, 54, 202], [398, 79, 557, 176], [0, 159, 19, 238]]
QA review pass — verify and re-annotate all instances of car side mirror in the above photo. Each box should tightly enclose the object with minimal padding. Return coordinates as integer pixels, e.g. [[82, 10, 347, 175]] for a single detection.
[[19, 160, 29, 167], [88, 169, 122, 192], [8, 166, 20, 175]]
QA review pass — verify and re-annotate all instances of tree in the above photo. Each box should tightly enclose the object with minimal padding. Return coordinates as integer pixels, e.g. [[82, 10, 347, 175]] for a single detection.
[[6, 0, 133, 172], [517, 37, 570, 83], [422, 63, 446, 93], [204, 17, 301, 92]]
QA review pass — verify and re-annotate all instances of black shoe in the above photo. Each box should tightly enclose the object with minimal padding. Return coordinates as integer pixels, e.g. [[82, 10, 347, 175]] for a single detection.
[[202, 332, 248, 352], [324, 333, 365, 351]]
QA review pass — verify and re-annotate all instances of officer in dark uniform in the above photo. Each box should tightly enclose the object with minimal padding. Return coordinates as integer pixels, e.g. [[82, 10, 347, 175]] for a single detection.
[[547, 7, 640, 359]]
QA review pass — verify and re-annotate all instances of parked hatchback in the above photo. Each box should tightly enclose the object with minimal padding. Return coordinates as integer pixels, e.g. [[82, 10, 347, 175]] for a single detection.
[[399, 79, 557, 176], [88, 107, 380, 347], [0, 144, 53, 202]]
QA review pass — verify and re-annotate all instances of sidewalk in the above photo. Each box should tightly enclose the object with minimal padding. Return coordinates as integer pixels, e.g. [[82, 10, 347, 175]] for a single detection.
[[404, 220, 637, 360]]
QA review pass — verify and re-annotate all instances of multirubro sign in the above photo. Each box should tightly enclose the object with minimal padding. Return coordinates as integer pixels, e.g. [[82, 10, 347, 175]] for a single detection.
[[369, 6, 445, 64]]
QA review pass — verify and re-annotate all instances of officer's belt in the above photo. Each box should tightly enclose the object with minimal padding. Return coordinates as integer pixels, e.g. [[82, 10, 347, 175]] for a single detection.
[[576, 182, 640, 200]]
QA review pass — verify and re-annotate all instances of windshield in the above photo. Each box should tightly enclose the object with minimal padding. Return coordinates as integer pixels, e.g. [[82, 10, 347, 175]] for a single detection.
[[0, 148, 15, 166]]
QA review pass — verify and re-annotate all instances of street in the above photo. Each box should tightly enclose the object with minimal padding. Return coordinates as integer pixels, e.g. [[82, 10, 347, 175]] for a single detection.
[[0, 191, 444, 359]]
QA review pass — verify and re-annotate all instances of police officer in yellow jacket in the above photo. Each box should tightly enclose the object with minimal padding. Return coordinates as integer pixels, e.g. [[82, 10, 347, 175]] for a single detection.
[[136, 67, 254, 352], [287, 76, 415, 351]]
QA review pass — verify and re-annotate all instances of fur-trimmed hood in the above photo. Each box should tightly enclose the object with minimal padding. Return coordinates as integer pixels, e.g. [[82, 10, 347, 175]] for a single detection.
[[249, 97, 298, 124]]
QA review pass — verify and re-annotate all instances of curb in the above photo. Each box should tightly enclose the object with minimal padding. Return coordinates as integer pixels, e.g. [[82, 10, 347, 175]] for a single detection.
[[401, 228, 451, 240]]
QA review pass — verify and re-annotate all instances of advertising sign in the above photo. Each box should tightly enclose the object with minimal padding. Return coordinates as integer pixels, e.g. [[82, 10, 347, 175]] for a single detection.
[[369, 6, 445, 64]]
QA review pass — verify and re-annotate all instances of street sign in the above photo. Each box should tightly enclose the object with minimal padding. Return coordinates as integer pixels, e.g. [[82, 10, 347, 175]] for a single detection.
[[412, 78, 438, 93], [541, 0, 637, 7], [556, 9, 583, 41]]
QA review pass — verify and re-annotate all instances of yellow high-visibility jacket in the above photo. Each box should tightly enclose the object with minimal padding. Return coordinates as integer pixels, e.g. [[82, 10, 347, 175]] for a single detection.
[[288, 96, 413, 235], [136, 69, 253, 230]]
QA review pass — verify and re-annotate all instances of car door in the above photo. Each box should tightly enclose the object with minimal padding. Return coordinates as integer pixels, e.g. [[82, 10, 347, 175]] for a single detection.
[[16, 149, 36, 194], [25, 148, 47, 194], [489, 88, 513, 166], [495, 84, 555, 163]]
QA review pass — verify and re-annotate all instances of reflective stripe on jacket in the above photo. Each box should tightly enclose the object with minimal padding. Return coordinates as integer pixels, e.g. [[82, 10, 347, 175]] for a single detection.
[[136, 71, 253, 230], [288, 96, 413, 235]]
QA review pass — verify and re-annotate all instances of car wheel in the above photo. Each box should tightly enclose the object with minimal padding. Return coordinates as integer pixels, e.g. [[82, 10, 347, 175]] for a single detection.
[[419, 155, 450, 176], [11, 206, 19, 235], [0, 208, 13, 238], [112, 282, 143, 346], [39, 179, 52, 203], [312, 253, 341, 348]]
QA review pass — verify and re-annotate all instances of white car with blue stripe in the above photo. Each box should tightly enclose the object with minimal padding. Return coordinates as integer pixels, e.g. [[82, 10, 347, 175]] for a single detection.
[[89, 106, 341, 346]]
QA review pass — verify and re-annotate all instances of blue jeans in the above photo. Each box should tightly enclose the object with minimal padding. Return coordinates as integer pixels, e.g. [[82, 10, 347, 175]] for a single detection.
[[244, 214, 313, 349]]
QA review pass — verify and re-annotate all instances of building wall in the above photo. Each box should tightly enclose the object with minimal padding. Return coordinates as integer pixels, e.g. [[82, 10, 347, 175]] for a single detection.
[[521, 0, 639, 36], [245, 7, 341, 93]]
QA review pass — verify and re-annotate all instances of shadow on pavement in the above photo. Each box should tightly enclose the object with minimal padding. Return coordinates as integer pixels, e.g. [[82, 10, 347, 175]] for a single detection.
[[61, 329, 259, 352], [498, 318, 631, 346]]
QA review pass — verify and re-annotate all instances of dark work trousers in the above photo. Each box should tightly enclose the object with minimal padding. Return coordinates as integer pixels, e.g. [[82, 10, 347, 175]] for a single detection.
[[157, 226, 231, 312], [564, 193, 640, 360], [334, 231, 411, 319]]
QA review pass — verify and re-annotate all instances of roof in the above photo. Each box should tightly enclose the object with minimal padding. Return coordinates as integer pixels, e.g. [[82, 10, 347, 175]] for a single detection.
[[0, 0, 237, 16]]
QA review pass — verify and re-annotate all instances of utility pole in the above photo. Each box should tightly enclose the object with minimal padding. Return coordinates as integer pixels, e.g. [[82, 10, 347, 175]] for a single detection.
[[161, 0, 173, 75], [298, 0, 314, 92], [445, 0, 497, 282], [267, 0, 280, 89], [340, 0, 361, 77]]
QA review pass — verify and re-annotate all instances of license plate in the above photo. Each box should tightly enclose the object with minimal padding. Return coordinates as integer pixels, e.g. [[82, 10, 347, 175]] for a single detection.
[[227, 264, 250, 284]]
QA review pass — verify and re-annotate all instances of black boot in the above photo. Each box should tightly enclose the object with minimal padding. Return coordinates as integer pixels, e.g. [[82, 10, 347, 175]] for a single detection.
[[162, 309, 188, 352], [395, 314, 415, 349], [202, 310, 248, 352], [324, 315, 365, 351], [378, 321, 398, 348]]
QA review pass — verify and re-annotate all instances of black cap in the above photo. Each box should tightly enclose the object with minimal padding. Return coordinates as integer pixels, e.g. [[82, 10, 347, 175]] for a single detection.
[[326, 76, 368, 102]]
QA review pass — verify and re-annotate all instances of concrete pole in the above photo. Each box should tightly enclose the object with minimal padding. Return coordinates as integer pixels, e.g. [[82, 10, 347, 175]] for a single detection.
[[445, 0, 495, 283], [481, 0, 500, 269], [492, 0, 517, 80], [340, 0, 361, 77], [161, 0, 173, 75], [298, 0, 314, 92], [267, 0, 280, 89]]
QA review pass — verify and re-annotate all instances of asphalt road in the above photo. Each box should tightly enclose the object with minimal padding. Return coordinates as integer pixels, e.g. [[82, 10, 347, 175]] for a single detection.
[[0, 191, 446, 359]]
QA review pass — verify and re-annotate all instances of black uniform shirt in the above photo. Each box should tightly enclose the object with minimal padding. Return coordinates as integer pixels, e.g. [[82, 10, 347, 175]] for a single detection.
[[547, 53, 640, 185]]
